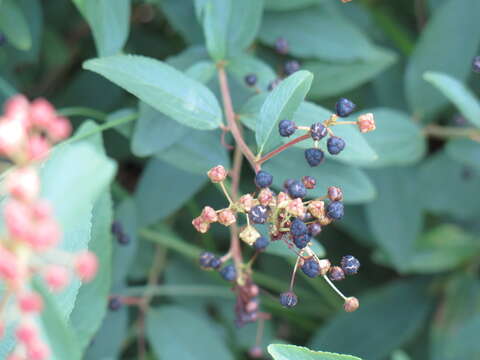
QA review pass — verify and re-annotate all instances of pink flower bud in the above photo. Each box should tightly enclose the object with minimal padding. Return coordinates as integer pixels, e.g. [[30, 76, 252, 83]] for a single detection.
[[0, 246, 19, 281], [26, 219, 60, 251], [26, 339, 50, 360], [30, 98, 56, 128], [286, 198, 305, 217], [218, 209, 236, 226], [16, 322, 38, 345], [357, 113, 376, 133], [344, 296, 360, 312], [26, 135, 50, 162], [0, 118, 26, 156], [308, 201, 325, 219], [238, 194, 254, 212], [4, 200, 32, 239], [44, 265, 69, 292], [207, 165, 227, 183], [31, 201, 53, 220], [249, 346, 263, 358], [47, 117, 71, 142], [200, 206, 218, 223], [327, 186, 343, 201], [192, 216, 210, 233], [6, 167, 40, 202], [276, 192, 290, 208], [258, 188, 274, 206], [75, 251, 98, 282], [4, 95, 30, 124], [18, 292, 43, 314]]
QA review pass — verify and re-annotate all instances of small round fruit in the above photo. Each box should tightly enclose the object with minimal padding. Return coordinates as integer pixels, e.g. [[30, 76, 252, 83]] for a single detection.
[[284, 60, 300, 76], [245, 73, 257, 87], [305, 148, 324, 167], [287, 180, 307, 199], [302, 175, 316, 189], [249, 205, 269, 224], [279, 291, 298, 308], [199, 252, 215, 268], [328, 266, 345, 281], [255, 170, 273, 188], [308, 222, 322, 236], [278, 119, 296, 137], [220, 264, 237, 281], [108, 297, 122, 311], [275, 37, 289, 54], [344, 296, 360, 312], [210, 257, 222, 270], [327, 136, 346, 155], [253, 236, 269, 251], [335, 98, 356, 117], [301, 258, 320, 278], [310, 122, 328, 141], [290, 219, 308, 237], [326, 201, 344, 220], [472, 56, 480, 73], [293, 233, 310, 249], [340, 255, 360, 275]]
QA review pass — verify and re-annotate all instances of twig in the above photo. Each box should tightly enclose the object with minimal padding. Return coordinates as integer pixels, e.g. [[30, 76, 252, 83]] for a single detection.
[[257, 134, 310, 165]]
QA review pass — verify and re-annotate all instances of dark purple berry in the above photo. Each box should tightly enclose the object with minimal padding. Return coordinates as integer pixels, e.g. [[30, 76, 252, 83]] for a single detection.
[[308, 222, 322, 236], [255, 170, 273, 188], [279, 291, 297, 308], [293, 233, 310, 249], [283, 178, 295, 190], [290, 219, 308, 237], [253, 236, 269, 251], [199, 251, 215, 268], [305, 148, 324, 167], [340, 255, 360, 275], [300, 211, 313, 222], [118, 232, 131, 245], [327, 136, 346, 155], [220, 264, 237, 281], [335, 98, 356, 117], [0, 33, 5, 46], [278, 119, 296, 137], [302, 176, 316, 189], [301, 258, 320, 278], [108, 297, 122, 311], [245, 73, 257, 87], [274, 37, 289, 54], [111, 221, 122, 235], [287, 180, 307, 199], [310, 123, 328, 141], [249, 205, 269, 224], [473, 56, 480, 73], [268, 78, 281, 91], [328, 266, 345, 281], [326, 201, 344, 220], [210, 257, 222, 270], [284, 60, 300, 76]]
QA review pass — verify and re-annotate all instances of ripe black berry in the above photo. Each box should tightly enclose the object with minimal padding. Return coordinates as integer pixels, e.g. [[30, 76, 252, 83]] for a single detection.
[[301, 258, 320, 278], [108, 297, 122, 311], [293, 233, 310, 249], [278, 119, 296, 137], [287, 180, 307, 199], [308, 222, 322, 236], [118, 232, 131, 245], [328, 266, 345, 281], [255, 170, 273, 188], [302, 176, 316, 189], [0, 33, 5, 46], [284, 60, 300, 76], [210, 257, 222, 270], [326, 201, 344, 220], [220, 264, 237, 281], [310, 123, 328, 141], [245, 73, 257, 87], [249, 205, 269, 224], [290, 219, 308, 237], [335, 98, 356, 117], [253, 236, 269, 251], [111, 221, 122, 235], [305, 148, 324, 167], [327, 136, 346, 155], [279, 291, 298, 308], [199, 251, 215, 268], [274, 37, 289, 54], [340, 255, 360, 275], [473, 56, 480, 73]]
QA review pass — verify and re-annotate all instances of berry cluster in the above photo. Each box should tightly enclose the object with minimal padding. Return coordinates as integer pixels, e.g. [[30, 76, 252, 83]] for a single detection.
[[193, 164, 361, 323], [0, 95, 98, 360], [279, 98, 376, 167]]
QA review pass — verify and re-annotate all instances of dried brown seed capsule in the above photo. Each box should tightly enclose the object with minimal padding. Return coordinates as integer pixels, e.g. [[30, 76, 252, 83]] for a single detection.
[[200, 206, 218, 223], [238, 194, 254, 212], [286, 198, 305, 217], [258, 188, 275, 206], [318, 259, 331, 276], [327, 186, 343, 202], [207, 165, 227, 183], [218, 209, 236, 226], [302, 176, 316, 189], [357, 113, 376, 133], [308, 201, 325, 219], [344, 296, 359, 312], [239, 225, 260, 245], [192, 216, 210, 233], [328, 266, 345, 281]]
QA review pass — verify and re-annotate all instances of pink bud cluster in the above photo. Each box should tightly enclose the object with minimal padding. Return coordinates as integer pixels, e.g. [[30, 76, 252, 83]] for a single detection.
[[0, 95, 97, 360]]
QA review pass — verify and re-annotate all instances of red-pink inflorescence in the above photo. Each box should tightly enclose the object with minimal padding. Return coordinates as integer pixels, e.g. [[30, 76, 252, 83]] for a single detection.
[[0, 94, 98, 359]]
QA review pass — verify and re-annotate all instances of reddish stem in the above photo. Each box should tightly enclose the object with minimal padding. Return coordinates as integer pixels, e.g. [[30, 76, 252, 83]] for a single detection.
[[257, 134, 310, 165]]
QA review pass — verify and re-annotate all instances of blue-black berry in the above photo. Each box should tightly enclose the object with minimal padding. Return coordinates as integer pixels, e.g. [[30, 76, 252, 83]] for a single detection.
[[108, 297, 123, 311], [340, 255, 360, 275], [249, 205, 269, 224], [293, 233, 310, 249], [335, 98, 356, 117], [274, 37, 289, 54], [245, 73, 257, 87], [199, 252, 215, 268], [279, 291, 298, 308], [255, 170, 273, 188], [111, 221, 122, 235], [326, 201, 344, 220], [301, 258, 320, 278], [328, 266, 345, 281], [305, 148, 324, 167], [287, 180, 307, 199], [308, 222, 322, 236], [0, 33, 5, 46], [278, 119, 296, 137], [253, 236, 269, 251], [327, 136, 346, 155], [118, 232, 131, 245], [473, 56, 480, 73], [210, 257, 222, 270], [268, 78, 281, 91], [284, 60, 300, 76], [290, 219, 308, 237], [302, 176, 316, 189], [220, 264, 237, 281], [310, 123, 328, 141]]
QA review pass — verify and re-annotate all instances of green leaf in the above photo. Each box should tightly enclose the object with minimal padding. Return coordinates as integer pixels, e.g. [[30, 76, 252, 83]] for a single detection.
[[268, 344, 362, 360], [256, 70, 313, 155], [70, 191, 113, 350], [84, 55, 223, 130], [227, 55, 277, 93], [365, 167, 423, 271], [445, 138, 480, 171], [423, 72, 480, 127], [146, 306, 234, 360], [134, 159, 206, 227], [305, 50, 397, 99], [358, 108, 426, 168], [72, 0, 131, 57], [308, 279, 432, 360], [264, 0, 323, 11], [0, 0, 32, 50], [264, 151, 376, 204], [430, 274, 480, 360], [259, 6, 384, 62], [405, 225, 480, 274], [158, 0, 204, 44], [185, 61, 216, 84], [34, 280, 82, 360], [405, 0, 480, 119]]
